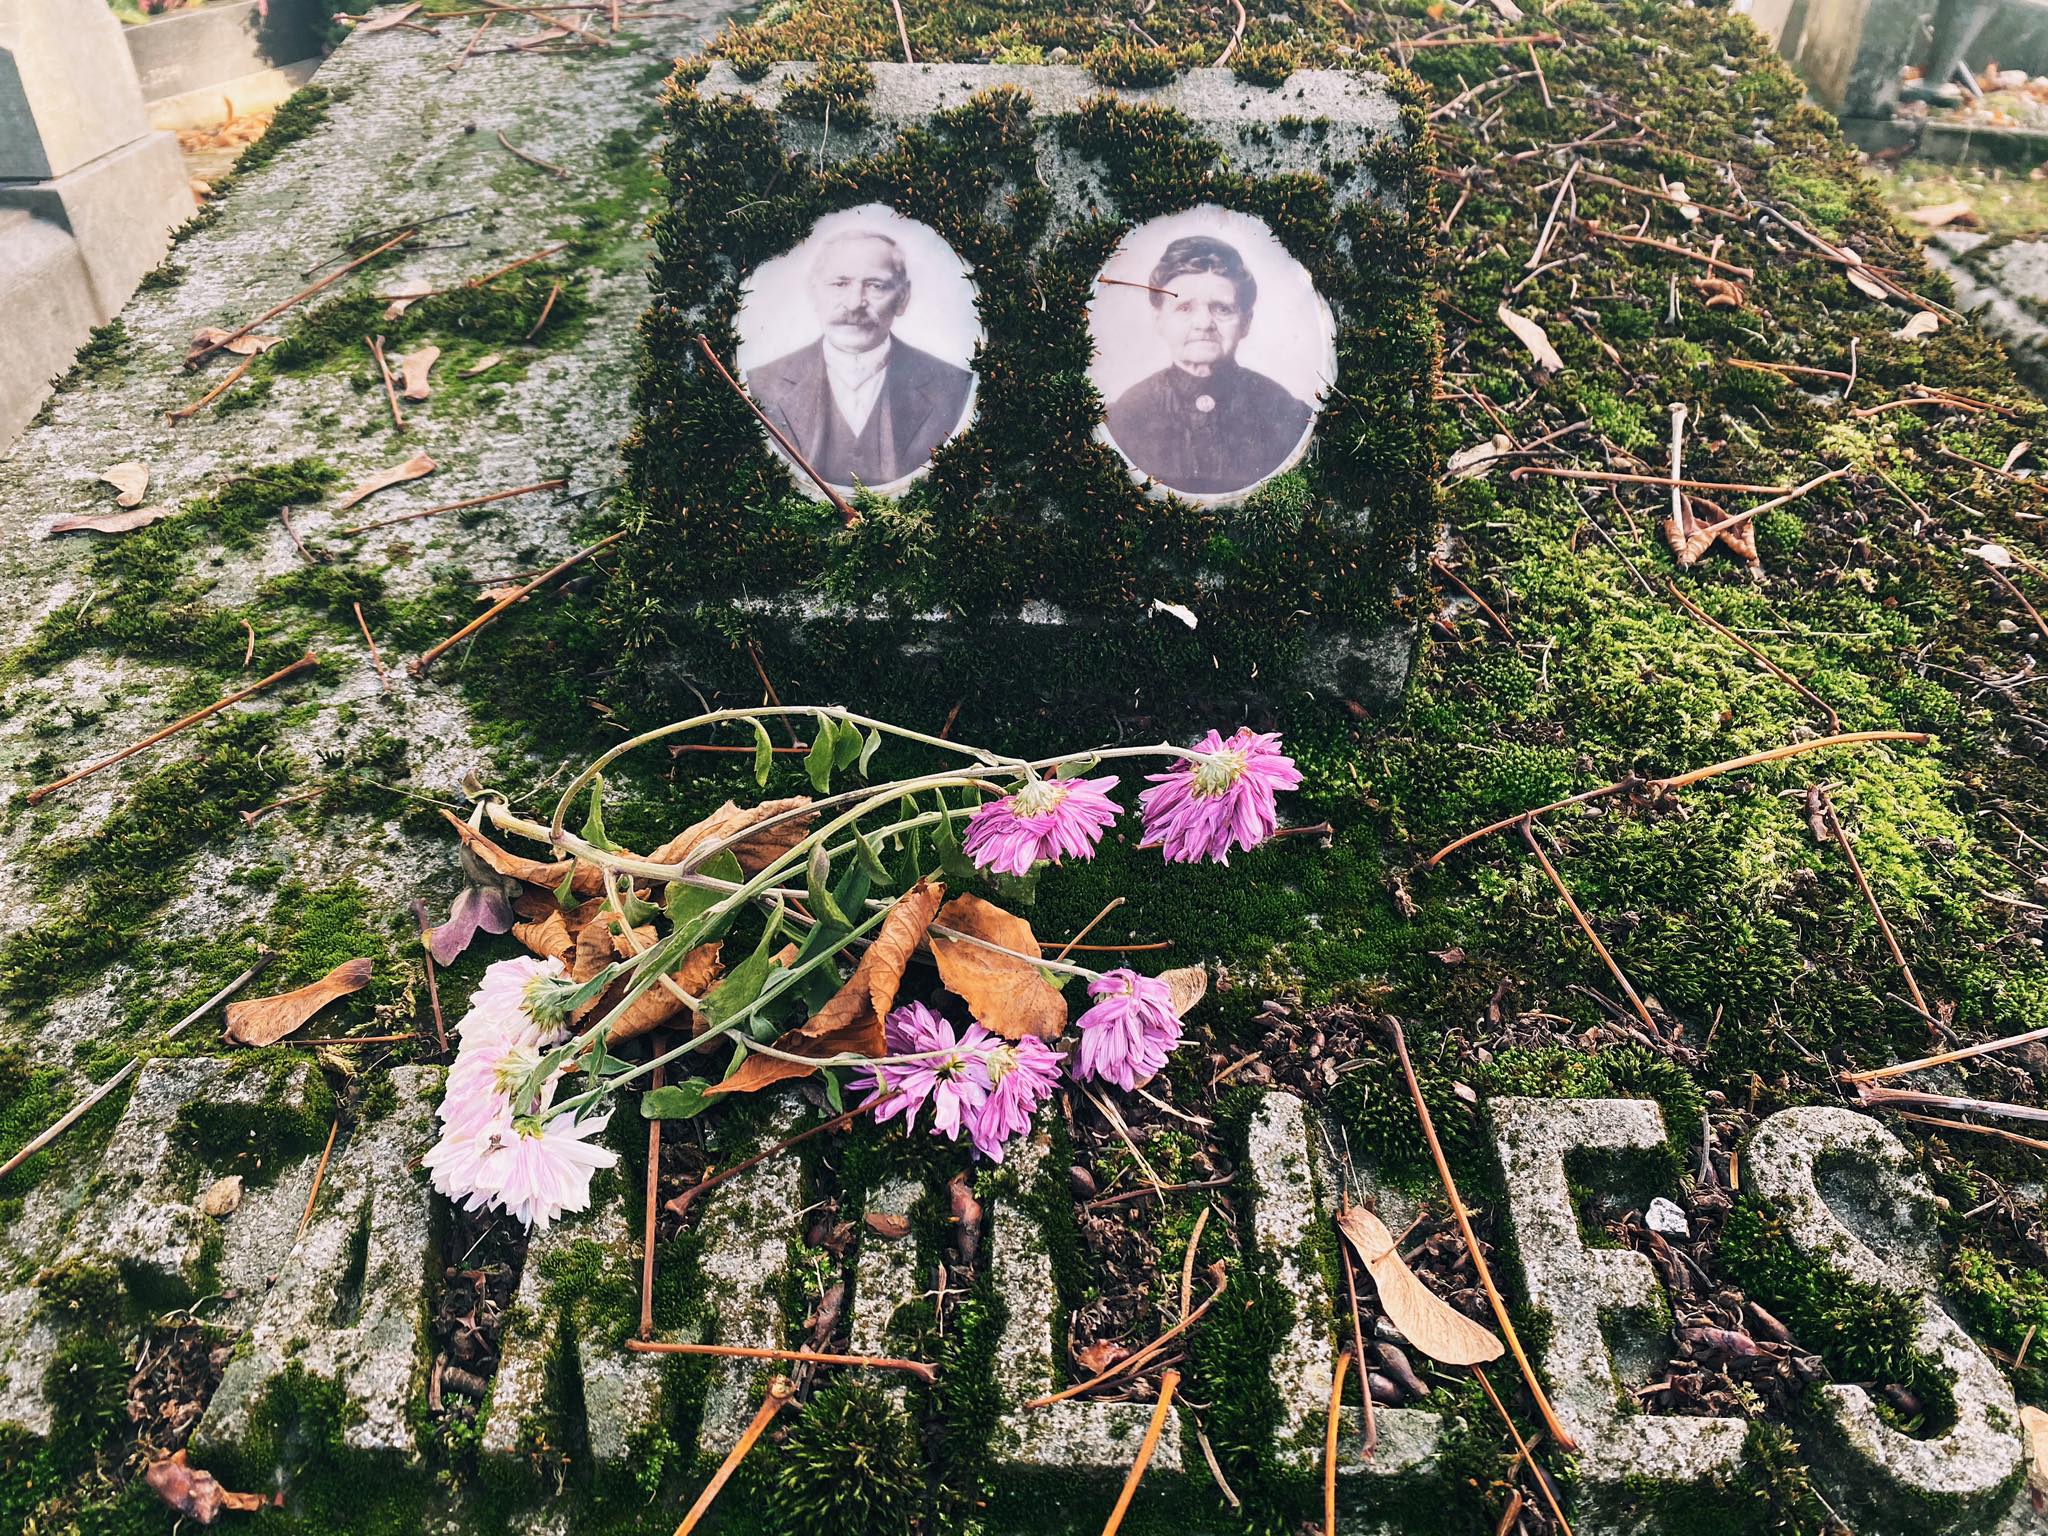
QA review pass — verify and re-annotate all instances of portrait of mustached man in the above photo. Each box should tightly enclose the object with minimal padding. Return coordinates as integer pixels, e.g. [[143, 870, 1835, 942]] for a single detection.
[[744, 226, 976, 493], [1104, 236, 1316, 498]]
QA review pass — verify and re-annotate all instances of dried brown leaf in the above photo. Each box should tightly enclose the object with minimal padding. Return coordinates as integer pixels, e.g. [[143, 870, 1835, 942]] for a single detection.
[[645, 797, 816, 877], [705, 878, 944, 1097], [381, 281, 435, 320], [1895, 310, 1940, 340], [439, 809, 612, 896], [100, 460, 149, 507], [145, 1450, 270, 1524], [2023, 1403, 2048, 1512], [460, 352, 505, 377], [356, 2, 424, 31], [1497, 304, 1564, 374], [1335, 1203, 1503, 1366], [512, 908, 574, 964], [397, 345, 440, 402], [1837, 247, 1890, 302], [1904, 199, 1976, 230], [223, 958, 373, 1046], [1161, 964, 1207, 1019], [930, 894, 1067, 1042], [46, 506, 175, 537], [335, 452, 436, 510], [599, 940, 724, 1042], [188, 326, 282, 359], [864, 1210, 912, 1240]]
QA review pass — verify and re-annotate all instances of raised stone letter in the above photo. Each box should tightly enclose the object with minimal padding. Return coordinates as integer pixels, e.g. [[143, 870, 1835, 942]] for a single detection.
[[990, 1131, 1184, 1476], [1244, 1091, 1438, 1480], [1744, 1107, 2021, 1527], [193, 1067, 439, 1457], [1490, 1098, 1746, 1488]]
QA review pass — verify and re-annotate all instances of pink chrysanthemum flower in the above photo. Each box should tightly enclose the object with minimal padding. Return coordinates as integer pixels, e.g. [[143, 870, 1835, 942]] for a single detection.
[[1138, 728, 1301, 865], [1071, 968, 1182, 1091], [477, 1107, 619, 1232], [457, 955, 571, 1049], [969, 1036, 1065, 1163], [855, 1004, 993, 1141], [964, 774, 1122, 878]]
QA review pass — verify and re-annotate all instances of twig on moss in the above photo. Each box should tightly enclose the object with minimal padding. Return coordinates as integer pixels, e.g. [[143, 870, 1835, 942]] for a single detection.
[[411, 899, 450, 1054], [1054, 896, 1127, 962], [625, 1340, 934, 1382], [495, 128, 570, 178], [1666, 580, 1839, 732], [1843, 1022, 2048, 1086], [693, 335, 858, 524], [1216, 0, 1246, 66], [524, 282, 562, 341], [241, 787, 328, 827], [353, 602, 392, 694], [1812, 785, 1932, 1026], [1682, 466, 1852, 547], [167, 354, 256, 421], [1426, 728, 1930, 865], [1104, 1370, 1180, 1536], [448, 12, 494, 68], [744, 640, 804, 747], [1855, 1083, 2048, 1126], [368, 335, 405, 429], [0, 952, 274, 1184], [409, 531, 622, 676], [641, 1049, 663, 1339], [294, 1119, 341, 1244], [1892, 1111, 2048, 1152], [1525, 160, 1576, 271], [1472, 1364, 1576, 1536], [889, 0, 914, 61], [1577, 221, 1754, 276], [1520, 818, 1661, 1037], [189, 230, 415, 370], [468, 243, 567, 290], [1510, 465, 1792, 494], [1324, 1350, 1351, 1536], [1388, 1016, 1578, 1453], [27, 651, 320, 805], [1430, 556, 1515, 638], [672, 1375, 792, 1536], [1982, 561, 2048, 643], [1024, 1271, 1226, 1408], [343, 479, 569, 535], [1336, 1197, 1376, 1460], [239, 619, 256, 669], [1408, 31, 1562, 47], [1725, 357, 1851, 384]]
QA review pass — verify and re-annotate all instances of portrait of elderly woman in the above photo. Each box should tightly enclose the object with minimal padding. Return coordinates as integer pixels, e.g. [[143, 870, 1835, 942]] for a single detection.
[[1090, 210, 1335, 502], [736, 206, 982, 499]]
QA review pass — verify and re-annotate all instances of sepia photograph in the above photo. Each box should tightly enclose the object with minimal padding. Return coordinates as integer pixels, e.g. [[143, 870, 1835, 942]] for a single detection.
[[734, 203, 983, 499], [1087, 206, 1337, 502]]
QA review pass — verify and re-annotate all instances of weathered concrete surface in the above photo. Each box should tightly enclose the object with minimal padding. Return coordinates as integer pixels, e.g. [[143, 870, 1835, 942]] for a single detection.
[[0, 0, 729, 1078], [192, 1065, 439, 1459], [1490, 1097, 1747, 1491], [1745, 1106, 2025, 1529]]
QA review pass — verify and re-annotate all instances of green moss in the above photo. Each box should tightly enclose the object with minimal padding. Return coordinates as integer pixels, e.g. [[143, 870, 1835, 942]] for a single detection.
[[233, 86, 335, 177], [1951, 1246, 2048, 1404], [764, 1380, 924, 1533]]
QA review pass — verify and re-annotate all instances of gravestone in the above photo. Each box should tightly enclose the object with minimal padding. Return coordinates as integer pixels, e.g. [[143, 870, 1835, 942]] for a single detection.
[[626, 60, 1434, 717], [0, 0, 194, 438]]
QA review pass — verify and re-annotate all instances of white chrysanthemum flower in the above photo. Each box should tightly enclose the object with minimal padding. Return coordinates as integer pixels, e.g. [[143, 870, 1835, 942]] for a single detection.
[[479, 1109, 618, 1231], [456, 955, 569, 1049]]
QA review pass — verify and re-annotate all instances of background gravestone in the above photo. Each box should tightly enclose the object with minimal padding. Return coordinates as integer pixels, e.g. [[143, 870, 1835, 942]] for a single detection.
[[620, 60, 1435, 726]]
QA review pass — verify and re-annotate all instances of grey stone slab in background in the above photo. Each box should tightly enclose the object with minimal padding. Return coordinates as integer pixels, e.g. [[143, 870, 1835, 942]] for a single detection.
[[850, 1174, 924, 1403], [1489, 1097, 1746, 1489], [1745, 1106, 2023, 1528], [192, 1066, 439, 1459]]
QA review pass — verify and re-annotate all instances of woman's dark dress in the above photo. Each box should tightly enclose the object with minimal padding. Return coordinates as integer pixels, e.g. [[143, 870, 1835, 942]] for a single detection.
[[1105, 359, 1313, 496]]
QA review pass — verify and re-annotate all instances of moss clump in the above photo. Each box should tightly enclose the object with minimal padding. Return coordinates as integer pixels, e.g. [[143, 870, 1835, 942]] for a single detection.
[[764, 1380, 924, 1534], [233, 86, 335, 177], [173, 1056, 336, 1176], [1473, 1043, 1705, 1166], [1951, 1246, 2048, 1403], [1719, 1196, 1951, 1415]]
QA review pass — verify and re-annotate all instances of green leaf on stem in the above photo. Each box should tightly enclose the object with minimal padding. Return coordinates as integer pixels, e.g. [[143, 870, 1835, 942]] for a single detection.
[[806, 716, 835, 794], [581, 775, 617, 853], [552, 865, 577, 908], [617, 888, 660, 927], [857, 727, 883, 777], [794, 861, 871, 1011], [822, 1069, 845, 1115], [751, 719, 775, 787], [642, 1080, 713, 1120], [931, 789, 961, 855], [667, 848, 743, 931], [1054, 754, 1101, 779], [833, 717, 863, 772], [808, 843, 851, 926], [702, 916, 787, 1029], [854, 828, 891, 882]]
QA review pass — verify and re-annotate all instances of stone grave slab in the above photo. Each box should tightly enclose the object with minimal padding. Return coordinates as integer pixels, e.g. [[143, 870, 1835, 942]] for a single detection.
[[627, 60, 1433, 715]]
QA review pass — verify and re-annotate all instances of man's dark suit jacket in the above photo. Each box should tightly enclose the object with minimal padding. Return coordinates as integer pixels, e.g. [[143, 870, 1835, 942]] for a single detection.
[[745, 338, 974, 488]]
